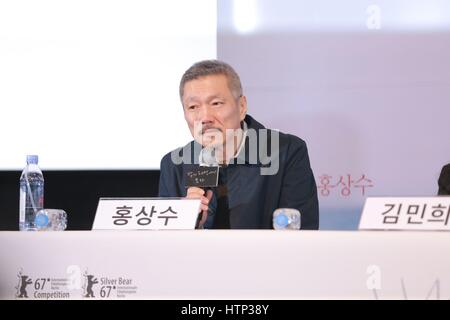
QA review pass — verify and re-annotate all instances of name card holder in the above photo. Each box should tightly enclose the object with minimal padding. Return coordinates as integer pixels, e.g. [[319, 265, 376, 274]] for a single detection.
[[92, 198, 201, 230], [359, 197, 450, 231]]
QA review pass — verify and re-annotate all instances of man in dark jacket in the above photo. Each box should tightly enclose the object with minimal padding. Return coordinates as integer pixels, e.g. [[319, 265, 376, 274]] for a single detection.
[[159, 60, 319, 229], [438, 163, 450, 195]]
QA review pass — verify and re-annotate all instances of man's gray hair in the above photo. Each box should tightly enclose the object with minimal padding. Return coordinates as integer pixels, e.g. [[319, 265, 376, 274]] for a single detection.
[[179, 60, 243, 101]]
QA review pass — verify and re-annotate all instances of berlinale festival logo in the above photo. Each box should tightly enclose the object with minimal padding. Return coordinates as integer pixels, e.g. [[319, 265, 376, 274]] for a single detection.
[[82, 271, 99, 298], [15, 269, 32, 299]]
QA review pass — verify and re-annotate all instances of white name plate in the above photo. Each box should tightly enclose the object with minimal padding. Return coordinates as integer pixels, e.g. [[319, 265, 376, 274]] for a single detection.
[[359, 197, 450, 231], [93, 198, 201, 230]]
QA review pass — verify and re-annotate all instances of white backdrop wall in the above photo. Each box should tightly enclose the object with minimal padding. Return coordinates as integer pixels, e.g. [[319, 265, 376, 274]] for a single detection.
[[0, 0, 216, 170], [218, 0, 450, 229]]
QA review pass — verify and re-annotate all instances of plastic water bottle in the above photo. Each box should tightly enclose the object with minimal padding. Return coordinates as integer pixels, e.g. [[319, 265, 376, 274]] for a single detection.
[[273, 208, 301, 230], [19, 155, 44, 231]]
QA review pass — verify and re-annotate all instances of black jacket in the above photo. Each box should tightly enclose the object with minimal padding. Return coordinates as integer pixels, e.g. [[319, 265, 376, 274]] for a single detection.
[[159, 115, 319, 229], [438, 164, 450, 195]]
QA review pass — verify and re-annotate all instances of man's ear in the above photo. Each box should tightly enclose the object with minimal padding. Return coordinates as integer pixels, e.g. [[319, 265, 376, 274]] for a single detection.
[[239, 95, 247, 121]]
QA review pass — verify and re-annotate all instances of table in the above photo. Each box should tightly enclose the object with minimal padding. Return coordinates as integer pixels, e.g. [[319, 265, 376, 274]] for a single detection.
[[1, 230, 449, 299]]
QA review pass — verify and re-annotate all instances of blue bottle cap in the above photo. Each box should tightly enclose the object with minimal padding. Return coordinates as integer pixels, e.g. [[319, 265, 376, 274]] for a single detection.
[[26, 155, 39, 165], [35, 212, 49, 228], [275, 213, 289, 228]]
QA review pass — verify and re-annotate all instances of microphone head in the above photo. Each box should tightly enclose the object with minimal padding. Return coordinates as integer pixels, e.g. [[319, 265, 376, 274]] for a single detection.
[[200, 146, 219, 167]]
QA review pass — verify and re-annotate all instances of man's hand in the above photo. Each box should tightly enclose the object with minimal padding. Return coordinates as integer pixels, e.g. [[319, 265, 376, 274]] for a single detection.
[[186, 187, 213, 228]]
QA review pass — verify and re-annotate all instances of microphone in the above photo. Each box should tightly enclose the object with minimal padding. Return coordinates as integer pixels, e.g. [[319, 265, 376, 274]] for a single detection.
[[185, 146, 219, 189], [185, 147, 220, 228]]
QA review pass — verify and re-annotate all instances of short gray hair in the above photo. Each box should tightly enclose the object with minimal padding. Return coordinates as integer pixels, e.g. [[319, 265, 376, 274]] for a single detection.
[[179, 60, 243, 101]]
